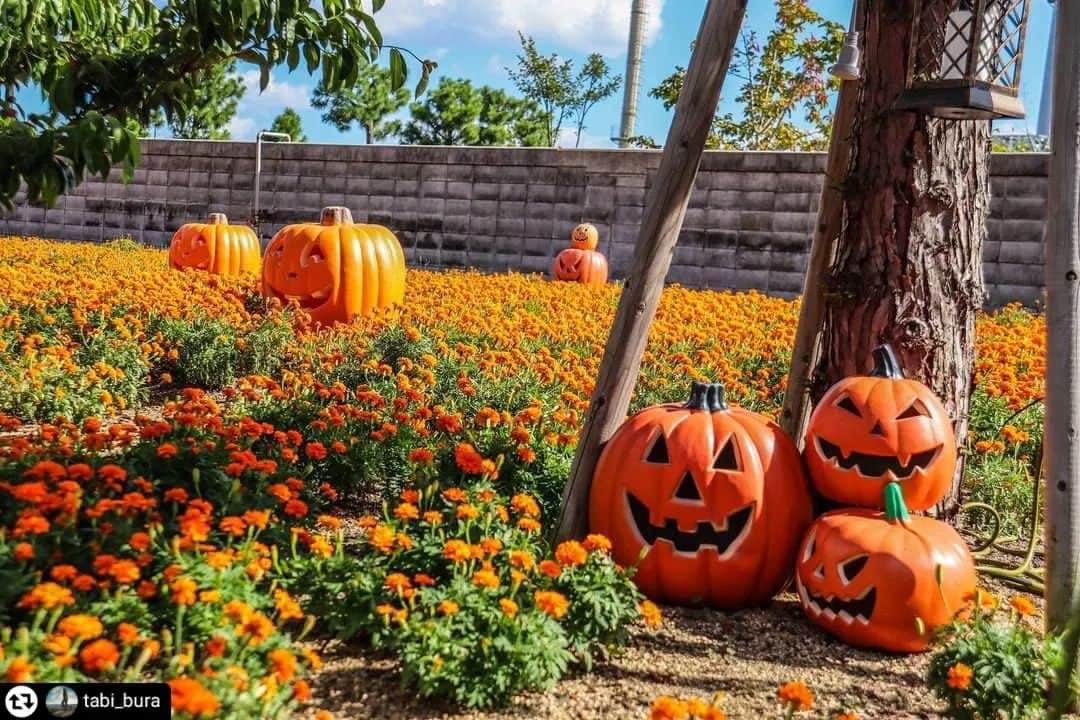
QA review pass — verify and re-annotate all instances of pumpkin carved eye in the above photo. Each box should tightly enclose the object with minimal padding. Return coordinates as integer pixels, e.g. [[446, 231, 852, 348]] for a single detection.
[[308, 247, 326, 264], [713, 437, 740, 471], [897, 400, 929, 419], [836, 396, 862, 417], [644, 433, 669, 464], [839, 555, 869, 584]]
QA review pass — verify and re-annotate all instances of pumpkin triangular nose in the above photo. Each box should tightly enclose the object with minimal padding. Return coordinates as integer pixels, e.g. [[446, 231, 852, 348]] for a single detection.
[[674, 472, 702, 501], [870, 421, 885, 436]]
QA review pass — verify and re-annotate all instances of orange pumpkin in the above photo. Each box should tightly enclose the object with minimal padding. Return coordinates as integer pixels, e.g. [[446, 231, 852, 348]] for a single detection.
[[589, 382, 813, 609], [261, 206, 406, 325], [795, 482, 975, 653], [804, 344, 957, 511], [169, 213, 261, 276], [570, 222, 600, 250], [553, 223, 607, 285]]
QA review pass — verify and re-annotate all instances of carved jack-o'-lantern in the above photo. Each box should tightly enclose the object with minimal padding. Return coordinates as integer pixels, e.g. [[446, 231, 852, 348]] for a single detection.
[[570, 222, 600, 250], [589, 383, 813, 609], [805, 344, 957, 511], [169, 213, 261, 276], [553, 224, 608, 285], [261, 206, 406, 325], [795, 482, 975, 653]]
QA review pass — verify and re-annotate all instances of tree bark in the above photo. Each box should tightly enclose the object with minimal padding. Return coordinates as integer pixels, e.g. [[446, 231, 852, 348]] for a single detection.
[[812, 0, 990, 519]]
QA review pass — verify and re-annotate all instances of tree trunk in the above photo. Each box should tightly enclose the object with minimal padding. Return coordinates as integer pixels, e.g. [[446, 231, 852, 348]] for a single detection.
[[811, 0, 990, 519]]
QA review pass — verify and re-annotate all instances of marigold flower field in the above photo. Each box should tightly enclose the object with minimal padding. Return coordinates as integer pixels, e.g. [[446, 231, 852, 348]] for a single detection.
[[0, 237, 1047, 715]]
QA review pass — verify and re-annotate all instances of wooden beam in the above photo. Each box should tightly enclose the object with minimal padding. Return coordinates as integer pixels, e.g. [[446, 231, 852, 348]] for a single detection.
[[779, 78, 859, 444], [1045, 0, 1080, 714], [554, 0, 747, 542]]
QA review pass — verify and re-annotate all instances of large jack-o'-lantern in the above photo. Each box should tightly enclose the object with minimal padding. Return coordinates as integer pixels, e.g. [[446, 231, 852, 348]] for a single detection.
[[589, 382, 813, 609], [552, 223, 608, 285], [795, 482, 975, 653], [169, 213, 261, 276], [805, 344, 957, 511], [261, 206, 406, 325]]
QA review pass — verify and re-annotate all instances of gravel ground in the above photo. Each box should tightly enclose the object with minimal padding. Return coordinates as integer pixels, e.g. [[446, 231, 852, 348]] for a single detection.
[[312, 584, 1037, 720]]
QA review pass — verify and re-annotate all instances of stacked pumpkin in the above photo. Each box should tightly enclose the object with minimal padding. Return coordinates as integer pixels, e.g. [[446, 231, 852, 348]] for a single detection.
[[797, 344, 975, 652], [552, 223, 608, 285], [588, 344, 976, 654]]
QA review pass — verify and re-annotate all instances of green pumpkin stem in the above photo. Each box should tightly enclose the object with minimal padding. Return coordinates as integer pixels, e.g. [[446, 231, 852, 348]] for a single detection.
[[685, 382, 729, 413], [883, 482, 911, 523], [869, 344, 905, 379]]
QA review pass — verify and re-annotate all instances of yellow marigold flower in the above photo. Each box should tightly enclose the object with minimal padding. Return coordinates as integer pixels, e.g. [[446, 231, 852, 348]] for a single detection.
[[640, 600, 663, 629]]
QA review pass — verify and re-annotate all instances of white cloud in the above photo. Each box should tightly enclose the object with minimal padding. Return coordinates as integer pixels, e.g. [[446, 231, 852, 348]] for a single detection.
[[238, 70, 312, 111], [557, 126, 614, 149], [376, 0, 664, 56], [227, 115, 257, 140]]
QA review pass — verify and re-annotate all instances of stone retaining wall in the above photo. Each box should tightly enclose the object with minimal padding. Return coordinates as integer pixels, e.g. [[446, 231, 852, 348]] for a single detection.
[[0, 140, 1049, 306]]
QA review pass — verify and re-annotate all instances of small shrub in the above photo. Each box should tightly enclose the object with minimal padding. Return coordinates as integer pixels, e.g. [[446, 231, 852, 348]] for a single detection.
[[928, 591, 1061, 720]]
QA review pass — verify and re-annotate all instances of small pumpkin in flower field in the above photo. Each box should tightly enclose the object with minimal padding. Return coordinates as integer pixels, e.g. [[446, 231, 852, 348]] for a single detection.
[[552, 223, 608, 285], [804, 344, 957, 511], [795, 482, 976, 653], [589, 382, 813, 609], [168, 212, 261, 276], [262, 206, 406, 325]]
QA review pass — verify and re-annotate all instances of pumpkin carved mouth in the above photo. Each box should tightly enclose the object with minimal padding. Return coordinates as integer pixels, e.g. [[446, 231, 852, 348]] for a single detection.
[[797, 577, 876, 625], [284, 287, 332, 310], [815, 437, 940, 480], [626, 491, 753, 556]]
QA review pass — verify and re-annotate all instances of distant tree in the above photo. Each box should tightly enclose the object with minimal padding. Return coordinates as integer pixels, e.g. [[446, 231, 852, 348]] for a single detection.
[[508, 33, 620, 147], [0, 0, 432, 208], [268, 107, 306, 142], [311, 64, 409, 143], [398, 77, 547, 146], [568, 54, 621, 147], [168, 61, 246, 139], [642, 0, 842, 150]]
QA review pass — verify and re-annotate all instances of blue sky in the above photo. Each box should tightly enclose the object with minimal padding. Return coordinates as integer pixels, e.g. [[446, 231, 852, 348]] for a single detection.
[[131, 1, 1064, 144]]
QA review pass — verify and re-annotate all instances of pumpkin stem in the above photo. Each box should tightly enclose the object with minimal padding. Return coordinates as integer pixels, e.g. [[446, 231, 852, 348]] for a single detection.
[[883, 482, 911, 524], [320, 206, 354, 226], [685, 382, 729, 413], [869, 344, 905, 379], [207, 213, 228, 225]]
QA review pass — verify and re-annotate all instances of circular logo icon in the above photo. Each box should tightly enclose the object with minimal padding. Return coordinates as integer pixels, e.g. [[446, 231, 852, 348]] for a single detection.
[[4, 685, 38, 718], [45, 685, 79, 718]]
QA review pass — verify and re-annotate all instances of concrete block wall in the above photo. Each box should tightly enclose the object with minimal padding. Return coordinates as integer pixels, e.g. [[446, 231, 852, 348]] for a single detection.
[[0, 140, 1049, 306]]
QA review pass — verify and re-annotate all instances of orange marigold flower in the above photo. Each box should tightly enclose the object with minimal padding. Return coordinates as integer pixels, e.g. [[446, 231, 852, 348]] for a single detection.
[[555, 540, 588, 568], [116, 623, 141, 645], [169, 677, 221, 717], [368, 524, 396, 553], [57, 614, 104, 640], [438, 600, 460, 616], [394, 502, 420, 521], [413, 573, 437, 587], [107, 559, 140, 584], [456, 503, 480, 520], [640, 600, 663, 629], [43, 634, 73, 655], [583, 534, 612, 553], [156, 443, 178, 458], [649, 696, 689, 720], [268, 648, 298, 682], [472, 569, 500, 589], [517, 517, 542, 533], [516, 446, 537, 463], [170, 577, 197, 605], [16, 582, 73, 613], [205, 636, 227, 657], [1010, 595, 1038, 617], [538, 560, 561, 578], [500, 598, 519, 619], [423, 510, 444, 525], [777, 681, 814, 711], [408, 448, 434, 464], [442, 487, 468, 503], [947, 662, 973, 691], [293, 678, 312, 702], [385, 573, 412, 593], [509, 550, 536, 571], [5, 657, 35, 683], [400, 489, 420, 503], [443, 539, 472, 563], [13, 542, 33, 561], [219, 516, 247, 536], [317, 514, 342, 530], [534, 590, 569, 618], [510, 493, 541, 517], [79, 638, 120, 674], [237, 611, 275, 646], [454, 443, 487, 475]]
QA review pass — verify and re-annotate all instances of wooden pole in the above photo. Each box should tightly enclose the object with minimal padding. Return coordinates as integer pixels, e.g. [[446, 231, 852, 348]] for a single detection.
[[779, 78, 859, 444], [554, 0, 747, 543], [1045, 0, 1080, 714]]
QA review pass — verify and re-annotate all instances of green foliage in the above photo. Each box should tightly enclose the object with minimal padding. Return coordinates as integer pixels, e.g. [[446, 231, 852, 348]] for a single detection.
[[641, 0, 842, 150], [0, 0, 431, 208], [167, 61, 246, 140], [928, 597, 1062, 720], [268, 107, 307, 142], [311, 64, 410, 143], [280, 486, 647, 708], [154, 315, 293, 389], [507, 34, 621, 147], [399, 77, 548, 147]]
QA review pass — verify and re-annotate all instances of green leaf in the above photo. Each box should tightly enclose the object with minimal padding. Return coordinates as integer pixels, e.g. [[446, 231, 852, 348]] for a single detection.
[[388, 48, 406, 91]]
